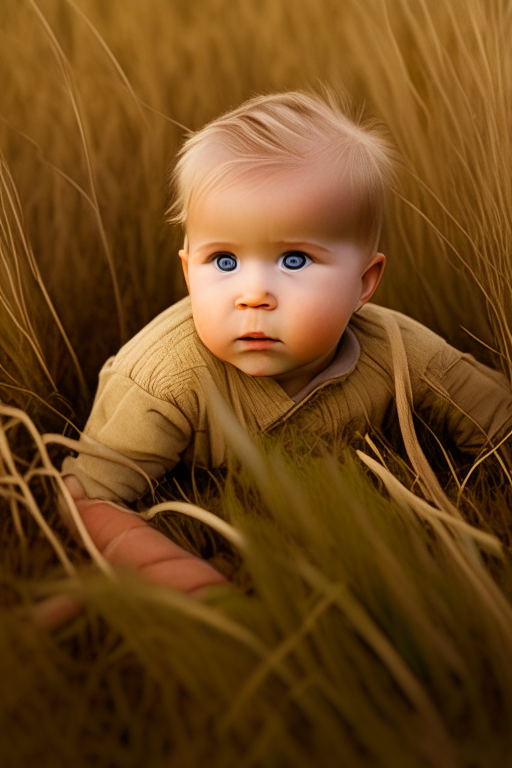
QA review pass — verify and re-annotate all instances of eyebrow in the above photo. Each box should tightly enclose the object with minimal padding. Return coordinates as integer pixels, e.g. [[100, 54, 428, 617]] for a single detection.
[[278, 240, 331, 254], [193, 240, 332, 253], [194, 242, 238, 252]]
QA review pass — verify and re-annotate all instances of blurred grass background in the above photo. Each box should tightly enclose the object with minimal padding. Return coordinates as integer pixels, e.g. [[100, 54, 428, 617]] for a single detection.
[[1, 0, 512, 766]]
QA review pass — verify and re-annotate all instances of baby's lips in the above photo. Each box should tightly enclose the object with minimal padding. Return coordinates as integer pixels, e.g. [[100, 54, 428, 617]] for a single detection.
[[237, 332, 279, 340]]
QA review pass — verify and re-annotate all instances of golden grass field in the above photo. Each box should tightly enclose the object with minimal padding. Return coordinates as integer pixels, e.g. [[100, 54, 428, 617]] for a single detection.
[[1, 0, 512, 766]]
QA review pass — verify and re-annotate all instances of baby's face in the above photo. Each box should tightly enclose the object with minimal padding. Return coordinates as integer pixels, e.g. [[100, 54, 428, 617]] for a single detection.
[[180, 163, 385, 397]]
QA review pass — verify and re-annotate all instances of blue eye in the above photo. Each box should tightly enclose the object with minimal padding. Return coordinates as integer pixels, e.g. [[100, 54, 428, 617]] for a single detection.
[[279, 251, 311, 271], [214, 254, 238, 272]]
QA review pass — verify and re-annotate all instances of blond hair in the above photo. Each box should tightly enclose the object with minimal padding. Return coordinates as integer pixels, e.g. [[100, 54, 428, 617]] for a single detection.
[[168, 90, 395, 254]]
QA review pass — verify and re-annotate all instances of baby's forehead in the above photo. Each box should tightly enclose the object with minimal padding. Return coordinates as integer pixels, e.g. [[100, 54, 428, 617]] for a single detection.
[[223, 156, 359, 202], [185, 161, 370, 255], [192, 157, 361, 215]]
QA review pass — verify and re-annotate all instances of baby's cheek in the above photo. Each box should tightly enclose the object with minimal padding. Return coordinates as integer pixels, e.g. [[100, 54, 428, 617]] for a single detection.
[[193, 310, 235, 363], [288, 301, 348, 358], [195, 318, 224, 356], [300, 327, 340, 359]]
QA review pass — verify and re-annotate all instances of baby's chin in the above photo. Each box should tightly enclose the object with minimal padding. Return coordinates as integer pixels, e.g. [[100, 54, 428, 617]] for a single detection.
[[231, 363, 281, 378], [196, 334, 295, 378], [224, 355, 292, 379]]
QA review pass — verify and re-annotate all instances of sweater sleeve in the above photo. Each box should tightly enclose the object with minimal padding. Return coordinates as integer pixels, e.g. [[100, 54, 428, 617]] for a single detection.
[[419, 342, 512, 454], [61, 358, 192, 504]]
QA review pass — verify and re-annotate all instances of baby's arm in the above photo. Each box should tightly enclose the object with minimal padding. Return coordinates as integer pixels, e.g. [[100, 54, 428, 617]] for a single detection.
[[419, 349, 512, 457], [380, 307, 512, 457], [62, 475, 229, 597], [58, 364, 229, 591]]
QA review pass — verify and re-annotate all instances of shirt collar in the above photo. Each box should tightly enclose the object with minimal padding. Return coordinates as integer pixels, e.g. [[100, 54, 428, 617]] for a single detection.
[[290, 325, 361, 403]]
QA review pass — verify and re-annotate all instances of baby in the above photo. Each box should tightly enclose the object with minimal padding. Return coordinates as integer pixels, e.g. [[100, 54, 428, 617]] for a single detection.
[[61, 91, 512, 599]]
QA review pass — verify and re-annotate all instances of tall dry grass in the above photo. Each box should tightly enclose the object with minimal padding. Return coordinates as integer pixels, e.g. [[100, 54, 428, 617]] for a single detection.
[[1, 0, 510, 420], [1, 0, 512, 765]]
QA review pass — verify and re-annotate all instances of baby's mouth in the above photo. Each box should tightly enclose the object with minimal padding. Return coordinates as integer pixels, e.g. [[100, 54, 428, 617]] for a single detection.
[[237, 332, 279, 341]]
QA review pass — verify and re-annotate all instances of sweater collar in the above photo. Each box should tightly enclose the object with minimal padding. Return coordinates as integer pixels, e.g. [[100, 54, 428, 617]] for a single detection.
[[289, 326, 360, 403]]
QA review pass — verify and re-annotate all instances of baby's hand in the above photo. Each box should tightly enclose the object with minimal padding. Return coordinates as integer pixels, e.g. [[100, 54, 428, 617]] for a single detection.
[[35, 477, 229, 629], [76, 497, 228, 597]]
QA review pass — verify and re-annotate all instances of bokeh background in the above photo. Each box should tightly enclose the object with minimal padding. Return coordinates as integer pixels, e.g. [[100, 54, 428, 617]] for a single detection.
[[2, 1, 512, 766]]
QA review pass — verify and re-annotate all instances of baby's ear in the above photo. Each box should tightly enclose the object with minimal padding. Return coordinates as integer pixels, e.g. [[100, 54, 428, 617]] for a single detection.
[[179, 249, 190, 291], [359, 252, 386, 306]]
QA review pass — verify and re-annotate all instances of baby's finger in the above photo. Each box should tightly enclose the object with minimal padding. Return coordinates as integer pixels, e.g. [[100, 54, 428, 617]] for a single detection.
[[19, 594, 84, 630]]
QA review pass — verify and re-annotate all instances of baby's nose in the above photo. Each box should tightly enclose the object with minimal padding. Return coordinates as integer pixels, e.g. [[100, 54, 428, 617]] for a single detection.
[[234, 261, 277, 310], [235, 290, 277, 310]]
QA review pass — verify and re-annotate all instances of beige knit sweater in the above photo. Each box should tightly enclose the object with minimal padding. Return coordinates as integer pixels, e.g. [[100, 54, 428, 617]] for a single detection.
[[62, 297, 512, 504]]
